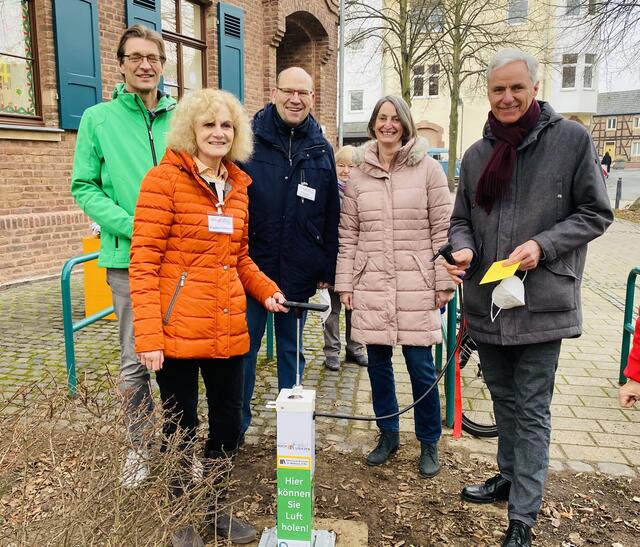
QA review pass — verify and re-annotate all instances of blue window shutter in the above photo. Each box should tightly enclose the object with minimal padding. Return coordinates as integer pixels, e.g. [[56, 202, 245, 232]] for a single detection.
[[52, 0, 102, 130], [126, 0, 161, 30], [218, 2, 245, 103]]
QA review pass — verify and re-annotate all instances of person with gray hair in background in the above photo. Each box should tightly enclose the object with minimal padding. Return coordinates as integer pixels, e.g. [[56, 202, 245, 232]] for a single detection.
[[444, 48, 612, 546], [323, 145, 368, 371]]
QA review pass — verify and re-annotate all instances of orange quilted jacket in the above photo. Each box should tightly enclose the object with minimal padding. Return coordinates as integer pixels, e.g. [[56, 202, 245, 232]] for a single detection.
[[129, 148, 280, 359]]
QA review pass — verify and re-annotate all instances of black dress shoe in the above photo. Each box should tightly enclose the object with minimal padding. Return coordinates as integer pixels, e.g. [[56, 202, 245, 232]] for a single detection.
[[461, 473, 511, 504], [502, 520, 531, 547]]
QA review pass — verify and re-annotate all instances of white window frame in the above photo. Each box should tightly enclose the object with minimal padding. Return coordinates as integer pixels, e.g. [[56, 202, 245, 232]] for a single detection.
[[413, 65, 425, 98], [348, 89, 364, 112], [631, 141, 640, 156], [606, 117, 617, 131], [561, 54, 578, 89], [427, 64, 439, 97], [583, 53, 595, 89], [634, 116, 640, 130]]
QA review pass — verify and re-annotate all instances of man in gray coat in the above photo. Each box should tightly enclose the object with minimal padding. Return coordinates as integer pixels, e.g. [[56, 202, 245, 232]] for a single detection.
[[445, 48, 613, 547]]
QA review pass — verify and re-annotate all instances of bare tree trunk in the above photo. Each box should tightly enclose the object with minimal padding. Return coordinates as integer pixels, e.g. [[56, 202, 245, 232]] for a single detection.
[[446, 40, 462, 192]]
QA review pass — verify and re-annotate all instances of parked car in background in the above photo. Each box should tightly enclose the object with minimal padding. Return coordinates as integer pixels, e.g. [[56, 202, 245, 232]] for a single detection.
[[428, 147, 461, 178]]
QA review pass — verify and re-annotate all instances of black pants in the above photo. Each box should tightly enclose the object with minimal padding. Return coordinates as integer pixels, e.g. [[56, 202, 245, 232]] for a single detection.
[[156, 356, 244, 455]]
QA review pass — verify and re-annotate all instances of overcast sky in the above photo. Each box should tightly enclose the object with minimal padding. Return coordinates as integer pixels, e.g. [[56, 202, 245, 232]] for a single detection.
[[598, 27, 640, 92]]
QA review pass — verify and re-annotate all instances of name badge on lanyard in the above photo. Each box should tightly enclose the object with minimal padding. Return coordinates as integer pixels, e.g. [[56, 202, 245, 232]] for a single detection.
[[208, 212, 234, 234], [297, 182, 316, 201]]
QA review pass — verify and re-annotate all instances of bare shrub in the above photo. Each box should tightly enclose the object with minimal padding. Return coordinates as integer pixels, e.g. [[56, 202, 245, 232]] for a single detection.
[[0, 374, 244, 546]]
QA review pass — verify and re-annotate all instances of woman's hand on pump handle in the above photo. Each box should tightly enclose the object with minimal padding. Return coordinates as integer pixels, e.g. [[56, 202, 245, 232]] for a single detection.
[[264, 291, 288, 313], [443, 248, 474, 285], [139, 350, 165, 372]]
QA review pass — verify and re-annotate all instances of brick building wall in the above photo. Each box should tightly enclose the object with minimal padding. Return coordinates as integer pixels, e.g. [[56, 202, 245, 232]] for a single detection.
[[0, 0, 338, 287]]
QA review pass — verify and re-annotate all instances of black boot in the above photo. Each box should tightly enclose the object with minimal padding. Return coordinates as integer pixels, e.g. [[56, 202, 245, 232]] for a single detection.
[[202, 448, 256, 544], [502, 520, 531, 547], [461, 473, 511, 503], [418, 442, 440, 478], [366, 430, 400, 466]]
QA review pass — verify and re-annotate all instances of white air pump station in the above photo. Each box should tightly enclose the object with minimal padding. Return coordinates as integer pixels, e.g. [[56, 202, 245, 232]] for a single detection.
[[259, 301, 336, 547]]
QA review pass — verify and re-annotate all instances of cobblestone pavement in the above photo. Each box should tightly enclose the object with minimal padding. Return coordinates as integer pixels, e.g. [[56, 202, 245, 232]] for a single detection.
[[0, 218, 639, 477]]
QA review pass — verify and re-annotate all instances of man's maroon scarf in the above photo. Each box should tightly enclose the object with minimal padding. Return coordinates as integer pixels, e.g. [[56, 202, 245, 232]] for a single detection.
[[475, 100, 541, 214]]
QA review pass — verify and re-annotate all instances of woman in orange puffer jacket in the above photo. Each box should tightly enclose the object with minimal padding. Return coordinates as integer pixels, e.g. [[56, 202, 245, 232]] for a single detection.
[[129, 89, 287, 546]]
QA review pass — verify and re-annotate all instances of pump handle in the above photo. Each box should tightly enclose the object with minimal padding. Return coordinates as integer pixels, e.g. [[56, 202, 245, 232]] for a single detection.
[[432, 242, 456, 265], [284, 301, 329, 312]]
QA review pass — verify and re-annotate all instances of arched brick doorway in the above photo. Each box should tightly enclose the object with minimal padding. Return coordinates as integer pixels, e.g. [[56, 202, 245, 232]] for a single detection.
[[416, 121, 445, 148]]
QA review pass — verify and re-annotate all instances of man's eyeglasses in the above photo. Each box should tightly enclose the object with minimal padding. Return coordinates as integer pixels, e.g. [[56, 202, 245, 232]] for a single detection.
[[122, 54, 164, 65], [277, 87, 313, 99]]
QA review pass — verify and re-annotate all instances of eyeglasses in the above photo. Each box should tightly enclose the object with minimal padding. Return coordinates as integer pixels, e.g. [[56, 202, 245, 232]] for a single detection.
[[277, 87, 313, 99], [337, 163, 355, 169], [122, 53, 164, 65]]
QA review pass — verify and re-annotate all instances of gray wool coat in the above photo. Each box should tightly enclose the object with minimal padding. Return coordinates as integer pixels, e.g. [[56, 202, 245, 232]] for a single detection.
[[449, 101, 613, 345], [335, 137, 454, 347]]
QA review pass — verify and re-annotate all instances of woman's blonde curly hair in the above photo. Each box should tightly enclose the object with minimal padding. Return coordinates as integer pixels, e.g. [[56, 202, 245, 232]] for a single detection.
[[166, 88, 253, 162]]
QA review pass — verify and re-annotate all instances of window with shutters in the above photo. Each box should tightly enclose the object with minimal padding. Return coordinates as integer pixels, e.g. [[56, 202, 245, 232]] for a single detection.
[[161, 0, 206, 98], [0, 0, 42, 124], [217, 3, 244, 102]]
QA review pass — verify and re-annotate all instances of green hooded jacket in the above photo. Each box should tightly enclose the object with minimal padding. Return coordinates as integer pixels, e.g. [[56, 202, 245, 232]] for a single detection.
[[71, 83, 176, 268]]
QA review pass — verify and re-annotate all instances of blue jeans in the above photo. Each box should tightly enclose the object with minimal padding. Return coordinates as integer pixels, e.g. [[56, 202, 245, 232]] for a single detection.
[[366, 345, 441, 444], [241, 295, 307, 435]]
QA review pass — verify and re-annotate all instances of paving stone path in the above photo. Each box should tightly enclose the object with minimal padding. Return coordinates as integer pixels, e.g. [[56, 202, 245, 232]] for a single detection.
[[0, 219, 638, 476]]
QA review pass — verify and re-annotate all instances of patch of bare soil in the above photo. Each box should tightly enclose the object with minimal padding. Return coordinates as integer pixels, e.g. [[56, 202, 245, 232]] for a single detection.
[[234, 436, 640, 546], [615, 209, 640, 224]]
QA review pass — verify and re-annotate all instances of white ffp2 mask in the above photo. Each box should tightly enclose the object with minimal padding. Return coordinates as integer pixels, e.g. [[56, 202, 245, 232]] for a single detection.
[[490, 272, 527, 322]]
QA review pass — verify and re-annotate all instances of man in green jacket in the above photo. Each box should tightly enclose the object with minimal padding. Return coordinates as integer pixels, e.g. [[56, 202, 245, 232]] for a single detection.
[[71, 25, 176, 488]]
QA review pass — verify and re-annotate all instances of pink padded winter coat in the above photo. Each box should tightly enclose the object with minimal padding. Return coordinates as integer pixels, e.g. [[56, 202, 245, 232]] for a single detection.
[[334, 137, 454, 347]]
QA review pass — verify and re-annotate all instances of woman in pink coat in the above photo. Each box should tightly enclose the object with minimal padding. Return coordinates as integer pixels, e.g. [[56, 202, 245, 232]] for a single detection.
[[334, 96, 454, 477]]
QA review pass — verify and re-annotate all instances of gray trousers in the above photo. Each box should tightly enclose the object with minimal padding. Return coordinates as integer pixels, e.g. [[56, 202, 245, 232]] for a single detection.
[[106, 268, 154, 447], [476, 340, 562, 527], [322, 287, 364, 359]]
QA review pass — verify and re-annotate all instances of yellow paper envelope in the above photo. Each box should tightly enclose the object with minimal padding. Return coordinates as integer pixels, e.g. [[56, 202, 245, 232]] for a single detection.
[[479, 260, 521, 285]]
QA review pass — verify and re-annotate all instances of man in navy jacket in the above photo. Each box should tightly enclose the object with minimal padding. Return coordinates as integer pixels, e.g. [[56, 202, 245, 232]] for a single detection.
[[240, 67, 340, 435]]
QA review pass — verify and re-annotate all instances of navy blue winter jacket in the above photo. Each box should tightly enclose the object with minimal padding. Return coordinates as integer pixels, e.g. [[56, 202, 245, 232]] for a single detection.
[[242, 104, 340, 301]]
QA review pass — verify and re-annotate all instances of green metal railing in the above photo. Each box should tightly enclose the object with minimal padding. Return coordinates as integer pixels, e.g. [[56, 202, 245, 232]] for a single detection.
[[61, 252, 115, 396], [620, 266, 640, 384]]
